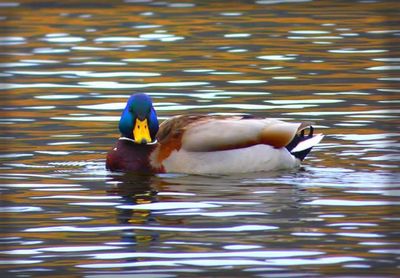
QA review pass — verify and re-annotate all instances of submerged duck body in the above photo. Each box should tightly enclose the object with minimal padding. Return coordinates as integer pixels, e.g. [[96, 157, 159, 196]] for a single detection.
[[106, 94, 324, 175]]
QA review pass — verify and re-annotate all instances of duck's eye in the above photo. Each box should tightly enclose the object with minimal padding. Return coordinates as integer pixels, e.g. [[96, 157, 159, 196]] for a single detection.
[[136, 125, 140, 129]]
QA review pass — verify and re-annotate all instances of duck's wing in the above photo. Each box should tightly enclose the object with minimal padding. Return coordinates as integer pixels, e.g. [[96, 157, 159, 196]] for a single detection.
[[155, 115, 208, 162], [182, 117, 312, 152], [157, 115, 208, 143], [157, 115, 312, 152]]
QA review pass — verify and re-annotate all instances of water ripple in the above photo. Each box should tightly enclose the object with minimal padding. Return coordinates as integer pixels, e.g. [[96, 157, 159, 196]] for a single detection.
[[256, 0, 312, 4], [94, 36, 144, 42], [224, 33, 252, 38], [227, 80, 267, 84], [139, 33, 184, 42], [335, 233, 384, 238], [0, 36, 25, 45], [35, 94, 81, 100], [71, 46, 118, 51], [69, 202, 121, 206], [118, 202, 219, 210], [2, 245, 123, 255], [328, 48, 388, 54], [77, 259, 261, 269], [373, 58, 400, 62], [165, 211, 267, 217], [367, 66, 400, 71], [0, 206, 43, 212], [288, 36, 343, 40], [304, 199, 400, 206], [25, 224, 277, 233], [122, 58, 171, 62], [8, 70, 161, 77], [1, 183, 81, 188], [33, 48, 70, 54], [89, 250, 323, 260], [32, 195, 120, 200], [1, 81, 210, 90], [257, 55, 296, 60], [133, 24, 163, 29], [51, 116, 118, 122], [0, 260, 42, 265], [40, 36, 86, 43], [0, 62, 38, 68], [289, 30, 330, 34], [263, 256, 363, 266], [69, 61, 127, 66], [0, 3, 20, 7]]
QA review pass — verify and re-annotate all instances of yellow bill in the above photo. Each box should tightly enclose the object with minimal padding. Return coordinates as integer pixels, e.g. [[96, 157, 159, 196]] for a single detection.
[[133, 118, 152, 144]]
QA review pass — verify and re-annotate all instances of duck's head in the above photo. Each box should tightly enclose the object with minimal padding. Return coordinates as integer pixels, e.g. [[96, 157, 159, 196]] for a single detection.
[[119, 94, 159, 144]]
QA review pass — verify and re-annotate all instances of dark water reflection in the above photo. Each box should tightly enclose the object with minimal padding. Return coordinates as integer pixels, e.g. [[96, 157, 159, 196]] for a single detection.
[[1, 0, 400, 276]]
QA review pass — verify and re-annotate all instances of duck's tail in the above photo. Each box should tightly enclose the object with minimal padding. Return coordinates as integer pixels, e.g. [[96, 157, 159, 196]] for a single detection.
[[286, 126, 324, 161]]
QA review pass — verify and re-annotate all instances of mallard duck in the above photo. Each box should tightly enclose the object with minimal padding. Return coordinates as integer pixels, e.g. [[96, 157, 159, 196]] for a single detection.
[[106, 93, 323, 174]]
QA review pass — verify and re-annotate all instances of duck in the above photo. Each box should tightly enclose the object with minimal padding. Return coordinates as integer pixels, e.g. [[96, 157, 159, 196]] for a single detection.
[[106, 93, 324, 175]]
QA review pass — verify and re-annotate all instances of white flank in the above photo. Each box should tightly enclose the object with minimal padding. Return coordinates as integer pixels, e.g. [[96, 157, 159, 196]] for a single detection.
[[162, 144, 300, 175]]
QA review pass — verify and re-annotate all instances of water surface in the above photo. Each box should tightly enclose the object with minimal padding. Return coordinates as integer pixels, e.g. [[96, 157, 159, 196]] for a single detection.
[[1, 0, 399, 277]]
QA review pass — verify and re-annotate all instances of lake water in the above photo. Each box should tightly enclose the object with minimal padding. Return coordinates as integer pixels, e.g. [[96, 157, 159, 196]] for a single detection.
[[1, 0, 399, 277]]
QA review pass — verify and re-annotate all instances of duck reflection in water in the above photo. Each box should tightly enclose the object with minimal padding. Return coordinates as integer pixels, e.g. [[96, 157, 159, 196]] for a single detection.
[[106, 173, 184, 249], [106, 173, 159, 247]]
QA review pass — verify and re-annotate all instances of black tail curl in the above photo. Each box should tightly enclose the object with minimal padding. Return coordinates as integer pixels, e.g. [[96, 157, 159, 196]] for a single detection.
[[286, 126, 315, 161]]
